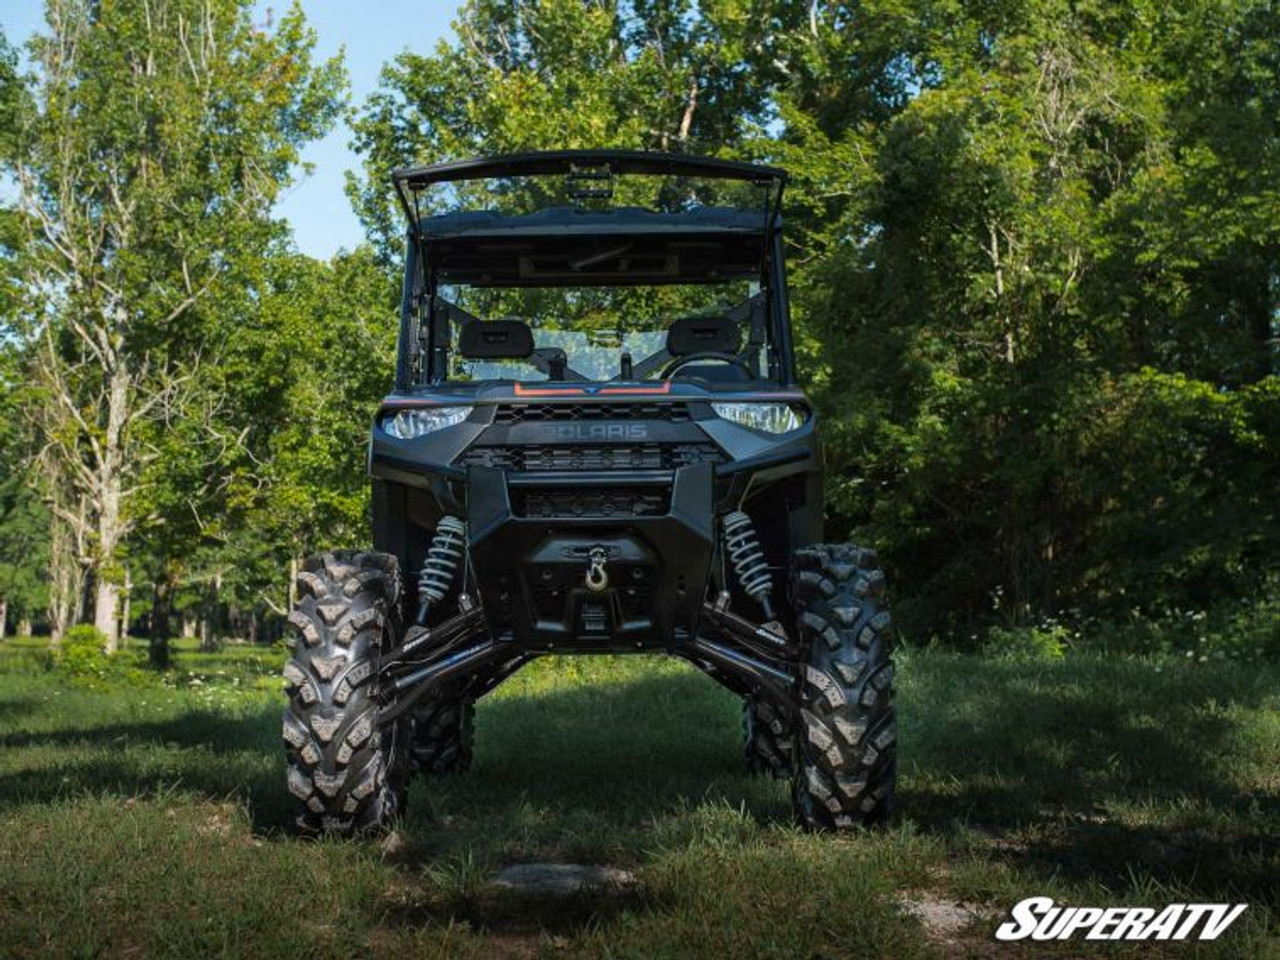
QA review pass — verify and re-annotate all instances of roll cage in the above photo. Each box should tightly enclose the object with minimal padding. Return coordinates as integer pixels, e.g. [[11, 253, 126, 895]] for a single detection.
[[390, 151, 797, 390]]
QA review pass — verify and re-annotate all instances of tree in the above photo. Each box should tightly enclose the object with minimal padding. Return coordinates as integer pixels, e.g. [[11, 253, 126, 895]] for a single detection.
[[779, 0, 1278, 633], [0, 341, 50, 639], [1, 0, 344, 650], [175, 246, 399, 644], [349, 0, 796, 259]]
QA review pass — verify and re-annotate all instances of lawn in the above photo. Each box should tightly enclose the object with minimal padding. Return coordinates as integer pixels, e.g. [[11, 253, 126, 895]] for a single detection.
[[0, 636, 1276, 958]]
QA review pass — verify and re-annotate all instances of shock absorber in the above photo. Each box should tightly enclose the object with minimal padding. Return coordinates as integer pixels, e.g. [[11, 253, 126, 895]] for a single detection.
[[415, 515, 466, 626], [722, 510, 776, 621]]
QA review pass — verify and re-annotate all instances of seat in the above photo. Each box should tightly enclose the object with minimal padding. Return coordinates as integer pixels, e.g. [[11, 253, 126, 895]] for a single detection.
[[665, 314, 742, 357], [458, 319, 534, 359]]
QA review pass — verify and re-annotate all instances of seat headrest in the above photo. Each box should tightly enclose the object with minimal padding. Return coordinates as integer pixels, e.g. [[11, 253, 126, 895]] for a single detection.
[[666, 315, 741, 357], [458, 319, 534, 359]]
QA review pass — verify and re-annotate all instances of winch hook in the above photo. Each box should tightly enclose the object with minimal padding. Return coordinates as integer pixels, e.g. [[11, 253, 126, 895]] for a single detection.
[[585, 547, 609, 593]]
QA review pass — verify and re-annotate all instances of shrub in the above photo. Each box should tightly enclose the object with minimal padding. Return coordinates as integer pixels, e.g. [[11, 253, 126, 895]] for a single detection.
[[982, 621, 1071, 660], [52, 625, 111, 677]]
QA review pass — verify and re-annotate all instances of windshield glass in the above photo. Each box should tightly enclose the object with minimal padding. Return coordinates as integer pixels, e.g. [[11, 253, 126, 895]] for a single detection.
[[440, 282, 756, 382], [398, 156, 788, 387]]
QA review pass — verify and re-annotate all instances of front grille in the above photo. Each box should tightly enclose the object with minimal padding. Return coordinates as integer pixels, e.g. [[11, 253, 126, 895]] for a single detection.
[[456, 442, 722, 472], [492, 402, 692, 424], [514, 487, 671, 519]]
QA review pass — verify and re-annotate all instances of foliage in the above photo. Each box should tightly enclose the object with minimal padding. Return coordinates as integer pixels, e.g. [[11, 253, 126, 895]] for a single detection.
[[0, 350, 50, 628], [0, 0, 1274, 653], [51, 624, 110, 677], [777, 0, 1279, 636], [981, 621, 1071, 661], [0, 0, 344, 647], [348, 0, 789, 260], [1105, 575, 1280, 664]]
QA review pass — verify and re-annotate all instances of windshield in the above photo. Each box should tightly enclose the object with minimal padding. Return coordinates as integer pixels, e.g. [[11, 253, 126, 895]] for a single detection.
[[440, 282, 757, 383], [394, 154, 790, 388]]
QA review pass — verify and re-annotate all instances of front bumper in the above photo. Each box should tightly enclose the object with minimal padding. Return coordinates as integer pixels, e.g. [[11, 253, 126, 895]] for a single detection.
[[465, 462, 715, 650]]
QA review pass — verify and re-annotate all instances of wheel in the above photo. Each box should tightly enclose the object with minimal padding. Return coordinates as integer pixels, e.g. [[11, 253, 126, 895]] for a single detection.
[[407, 693, 474, 775], [743, 698, 794, 777], [788, 543, 897, 829], [281, 550, 408, 834]]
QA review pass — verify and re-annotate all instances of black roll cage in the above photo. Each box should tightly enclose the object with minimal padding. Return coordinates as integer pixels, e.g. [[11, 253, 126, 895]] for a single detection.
[[391, 151, 794, 390]]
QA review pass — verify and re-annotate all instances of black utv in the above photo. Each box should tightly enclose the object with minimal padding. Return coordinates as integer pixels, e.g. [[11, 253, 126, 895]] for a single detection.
[[282, 151, 896, 834]]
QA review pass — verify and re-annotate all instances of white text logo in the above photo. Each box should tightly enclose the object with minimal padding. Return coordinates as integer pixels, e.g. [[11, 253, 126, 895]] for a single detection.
[[995, 897, 1247, 941]]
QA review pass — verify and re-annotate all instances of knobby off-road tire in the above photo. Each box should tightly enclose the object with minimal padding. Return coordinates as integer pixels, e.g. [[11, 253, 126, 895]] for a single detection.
[[282, 550, 407, 834], [407, 694, 474, 775], [790, 543, 897, 829], [743, 699, 795, 777]]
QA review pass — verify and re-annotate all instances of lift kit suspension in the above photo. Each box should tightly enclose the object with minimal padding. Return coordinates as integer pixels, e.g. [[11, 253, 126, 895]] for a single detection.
[[415, 515, 466, 625], [722, 510, 776, 621]]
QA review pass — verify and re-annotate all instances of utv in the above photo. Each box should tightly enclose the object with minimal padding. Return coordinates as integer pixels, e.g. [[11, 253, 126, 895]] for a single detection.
[[282, 151, 896, 834]]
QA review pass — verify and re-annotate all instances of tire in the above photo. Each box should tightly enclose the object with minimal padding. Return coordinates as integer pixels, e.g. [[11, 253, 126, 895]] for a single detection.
[[281, 550, 407, 834], [743, 698, 794, 777], [789, 543, 897, 829], [407, 694, 474, 775]]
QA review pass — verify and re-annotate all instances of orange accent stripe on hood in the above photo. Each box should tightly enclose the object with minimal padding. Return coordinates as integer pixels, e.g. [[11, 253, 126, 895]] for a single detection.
[[512, 381, 673, 397]]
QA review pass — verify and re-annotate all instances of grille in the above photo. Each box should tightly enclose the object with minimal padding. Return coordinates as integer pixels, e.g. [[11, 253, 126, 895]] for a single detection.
[[457, 442, 722, 472], [514, 487, 671, 519], [492, 402, 692, 424]]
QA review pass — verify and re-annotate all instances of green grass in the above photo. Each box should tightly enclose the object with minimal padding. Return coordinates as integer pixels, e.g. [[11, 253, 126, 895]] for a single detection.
[[0, 638, 1276, 958]]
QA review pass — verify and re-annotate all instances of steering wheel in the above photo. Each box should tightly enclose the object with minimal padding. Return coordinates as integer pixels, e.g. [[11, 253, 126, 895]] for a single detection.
[[661, 351, 755, 379]]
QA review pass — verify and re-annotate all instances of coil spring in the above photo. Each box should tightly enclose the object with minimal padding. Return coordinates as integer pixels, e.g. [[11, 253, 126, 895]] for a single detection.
[[418, 515, 466, 606], [722, 511, 772, 601]]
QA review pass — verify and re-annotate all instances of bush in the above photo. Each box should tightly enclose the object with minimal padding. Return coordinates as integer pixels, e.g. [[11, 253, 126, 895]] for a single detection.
[[1150, 581, 1280, 663], [52, 625, 111, 677], [982, 621, 1071, 661]]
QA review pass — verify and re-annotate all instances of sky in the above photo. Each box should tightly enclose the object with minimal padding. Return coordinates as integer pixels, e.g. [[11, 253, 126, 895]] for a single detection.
[[0, 1, 461, 259]]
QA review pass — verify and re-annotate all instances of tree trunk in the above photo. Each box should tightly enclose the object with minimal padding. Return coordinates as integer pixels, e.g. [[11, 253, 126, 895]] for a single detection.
[[18, 617, 32, 637], [201, 570, 222, 652], [47, 502, 88, 648], [150, 573, 173, 669], [94, 579, 121, 652], [120, 567, 132, 644], [182, 613, 196, 638], [0, 597, 7, 640], [93, 364, 130, 654]]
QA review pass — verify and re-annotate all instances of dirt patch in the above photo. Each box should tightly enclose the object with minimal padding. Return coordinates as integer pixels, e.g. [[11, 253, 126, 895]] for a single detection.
[[901, 894, 992, 945]]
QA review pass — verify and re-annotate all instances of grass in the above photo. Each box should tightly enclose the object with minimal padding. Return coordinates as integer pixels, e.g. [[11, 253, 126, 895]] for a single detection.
[[0, 635, 1276, 958]]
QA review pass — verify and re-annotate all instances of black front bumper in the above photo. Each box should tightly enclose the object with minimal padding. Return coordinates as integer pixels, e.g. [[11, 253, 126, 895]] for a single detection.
[[465, 463, 716, 651]]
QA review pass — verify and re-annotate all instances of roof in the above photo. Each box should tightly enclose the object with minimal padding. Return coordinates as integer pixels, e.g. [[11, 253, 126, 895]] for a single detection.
[[394, 152, 788, 286], [417, 205, 770, 240], [392, 149, 788, 192]]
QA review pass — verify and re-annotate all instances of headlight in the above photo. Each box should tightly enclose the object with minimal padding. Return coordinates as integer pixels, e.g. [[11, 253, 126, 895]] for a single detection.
[[711, 402, 805, 434], [380, 406, 472, 439]]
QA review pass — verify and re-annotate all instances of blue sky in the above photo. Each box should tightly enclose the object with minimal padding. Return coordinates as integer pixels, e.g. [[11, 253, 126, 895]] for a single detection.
[[0, 1, 461, 259]]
